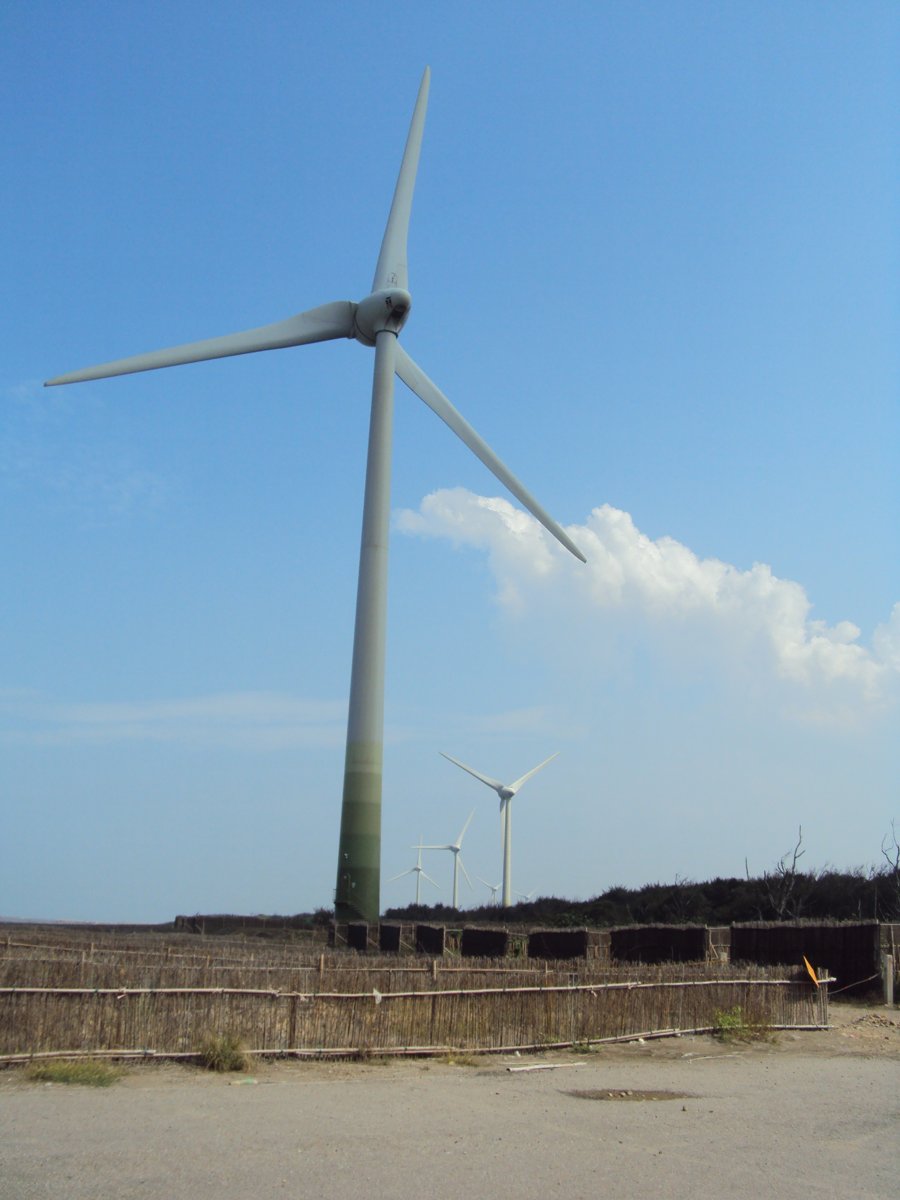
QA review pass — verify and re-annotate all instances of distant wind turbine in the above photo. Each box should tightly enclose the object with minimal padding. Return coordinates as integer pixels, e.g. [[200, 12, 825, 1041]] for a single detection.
[[441, 752, 558, 907], [387, 841, 439, 906], [477, 877, 502, 905], [420, 810, 476, 909], [45, 69, 585, 924]]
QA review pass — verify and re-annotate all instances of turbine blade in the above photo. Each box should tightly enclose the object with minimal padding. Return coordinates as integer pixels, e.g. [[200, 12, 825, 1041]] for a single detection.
[[45, 301, 357, 386], [418, 843, 450, 851], [458, 856, 474, 889], [508, 752, 559, 794], [387, 867, 414, 883], [372, 67, 430, 292], [421, 872, 440, 889], [395, 346, 586, 563], [456, 808, 476, 846], [440, 752, 504, 794]]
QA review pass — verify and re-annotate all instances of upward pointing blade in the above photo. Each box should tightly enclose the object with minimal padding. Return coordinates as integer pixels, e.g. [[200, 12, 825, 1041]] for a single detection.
[[508, 752, 559, 794], [456, 808, 475, 846], [372, 67, 430, 293], [440, 752, 504, 794], [395, 346, 586, 563], [45, 301, 357, 386]]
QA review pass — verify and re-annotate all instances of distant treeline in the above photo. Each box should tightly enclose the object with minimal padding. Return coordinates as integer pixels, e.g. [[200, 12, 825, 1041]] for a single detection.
[[382, 866, 900, 928]]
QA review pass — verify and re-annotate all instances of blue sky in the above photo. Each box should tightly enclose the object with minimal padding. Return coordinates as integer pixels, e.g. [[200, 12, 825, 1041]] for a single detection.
[[2, 2, 897, 921]]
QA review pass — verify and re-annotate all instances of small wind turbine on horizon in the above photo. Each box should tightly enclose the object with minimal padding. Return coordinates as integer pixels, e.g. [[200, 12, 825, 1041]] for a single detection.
[[441, 752, 558, 907], [45, 68, 585, 924], [477, 877, 502, 904], [387, 841, 439, 907], [420, 810, 476, 910]]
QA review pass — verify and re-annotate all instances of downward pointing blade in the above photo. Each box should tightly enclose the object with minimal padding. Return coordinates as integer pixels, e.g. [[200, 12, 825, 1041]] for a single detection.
[[458, 856, 474, 889], [395, 346, 587, 563], [45, 301, 357, 386], [508, 752, 559, 794], [372, 67, 431, 293], [440, 752, 504, 794]]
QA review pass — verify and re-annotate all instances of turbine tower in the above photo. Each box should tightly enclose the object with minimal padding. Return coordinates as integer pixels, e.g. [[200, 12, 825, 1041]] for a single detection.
[[45, 69, 585, 924], [420, 810, 475, 910], [387, 841, 439, 906], [441, 752, 558, 907]]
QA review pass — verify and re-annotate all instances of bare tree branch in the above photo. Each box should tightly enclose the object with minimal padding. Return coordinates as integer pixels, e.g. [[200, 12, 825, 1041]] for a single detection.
[[762, 826, 807, 920]]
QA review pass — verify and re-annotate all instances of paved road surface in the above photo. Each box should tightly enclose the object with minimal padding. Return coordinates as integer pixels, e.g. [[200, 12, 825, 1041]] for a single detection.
[[2, 1013, 899, 1199]]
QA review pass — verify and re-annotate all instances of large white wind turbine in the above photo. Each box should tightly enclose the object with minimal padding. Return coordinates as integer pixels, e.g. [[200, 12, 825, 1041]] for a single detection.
[[387, 841, 439, 907], [45, 68, 585, 923], [420, 810, 476, 910], [441, 752, 558, 907]]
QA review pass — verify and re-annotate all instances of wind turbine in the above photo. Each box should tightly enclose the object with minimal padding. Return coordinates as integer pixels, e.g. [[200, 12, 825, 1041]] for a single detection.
[[477, 876, 502, 905], [441, 752, 558, 907], [420, 810, 475, 910], [387, 841, 439, 907], [45, 68, 585, 924]]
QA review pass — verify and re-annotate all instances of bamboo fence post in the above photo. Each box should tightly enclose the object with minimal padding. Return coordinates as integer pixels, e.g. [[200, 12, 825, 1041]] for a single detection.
[[883, 954, 894, 1006], [288, 993, 298, 1049]]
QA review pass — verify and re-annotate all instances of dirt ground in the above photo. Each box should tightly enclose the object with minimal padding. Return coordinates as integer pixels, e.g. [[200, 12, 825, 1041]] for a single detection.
[[1, 1001, 898, 1199]]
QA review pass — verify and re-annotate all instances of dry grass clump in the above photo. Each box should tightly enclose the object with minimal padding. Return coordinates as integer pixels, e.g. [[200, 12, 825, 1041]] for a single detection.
[[25, 1059, 122, 1086], [197, 1033, 250, 1072]]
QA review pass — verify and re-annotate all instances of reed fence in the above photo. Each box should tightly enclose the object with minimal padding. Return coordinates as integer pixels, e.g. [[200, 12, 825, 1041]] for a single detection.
[[0, 930, 829, 1061], [0, 939, 797, 993], [1, 974, 826, 1062]]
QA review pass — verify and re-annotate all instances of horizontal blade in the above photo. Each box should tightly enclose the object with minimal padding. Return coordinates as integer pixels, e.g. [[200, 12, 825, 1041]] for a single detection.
[[372, 67, 430, 292], [46, 300, 357, 386], [440, 751, 504, 794], [509, 752, 558, 795], [395, 346, 586, 563]]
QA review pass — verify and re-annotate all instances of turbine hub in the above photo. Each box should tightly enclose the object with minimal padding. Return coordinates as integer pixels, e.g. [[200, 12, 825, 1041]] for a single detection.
[[353, 288, 412, 346]]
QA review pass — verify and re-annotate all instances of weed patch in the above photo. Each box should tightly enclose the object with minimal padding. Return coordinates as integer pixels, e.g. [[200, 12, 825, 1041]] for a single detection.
[[713, 1005, 770, 1043], [25, 1059, 122, 1087], [437, 1052, 479, 1067]]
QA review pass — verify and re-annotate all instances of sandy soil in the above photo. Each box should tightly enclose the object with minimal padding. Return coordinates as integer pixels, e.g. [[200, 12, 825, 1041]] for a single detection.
[[1, 1002, 898, 1199]]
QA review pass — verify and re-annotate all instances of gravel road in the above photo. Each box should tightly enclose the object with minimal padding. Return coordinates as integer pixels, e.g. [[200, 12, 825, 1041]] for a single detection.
[[2, 1005, 898, 1200]]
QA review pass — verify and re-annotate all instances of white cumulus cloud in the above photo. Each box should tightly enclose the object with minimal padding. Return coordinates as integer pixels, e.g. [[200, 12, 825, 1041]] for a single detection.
[[396, 488, 898, 710]]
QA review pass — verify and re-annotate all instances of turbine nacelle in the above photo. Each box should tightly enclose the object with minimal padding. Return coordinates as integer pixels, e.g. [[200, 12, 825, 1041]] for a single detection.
[[353, 288, 412, 345]]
